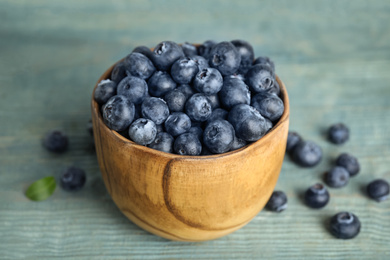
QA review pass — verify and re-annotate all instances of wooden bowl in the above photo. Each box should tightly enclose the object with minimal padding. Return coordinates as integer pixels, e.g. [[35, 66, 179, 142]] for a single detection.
[[91, 62, 290, 242]]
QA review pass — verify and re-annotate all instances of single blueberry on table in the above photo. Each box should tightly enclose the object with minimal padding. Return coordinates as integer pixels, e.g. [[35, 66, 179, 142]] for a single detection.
[[325, 166, 350, 188], [164, 88, 188, 112], [193, 68, 223, 95], [330, 212, 361, 239], [117, 75, 148, 105], [147, 132, 174, 153], [190, 55, 209, 71], [245, 64, 275, 93], [42, 130, 68, 153], [185, 93, 212, 122], [110, 61, 128, 84], [203, 119, 235, 154], [292, 140, 322, 167], [367, 179, 389, 202], [151, 41, 184, 71], [128, 118, 157, 145], [141, 97, 170, 125], [132, 45, 154, 60], [328, 123, 349, 144], [164, 112, 191, 137], [170, 58, 199, 84], [94, 79, 117, 105], [230, 134, 247, 151], [207, 108, 228, 124], [286, 131, 302, 154], [60, 166, 86, 191], [197, 40, 216, 59], [231, 39, 254, 75], [206, 94, 221, 110], [219, 77, 251, 110], [336, 153, 360, 177], [251, 91, 284, 122], [124, 52, 156, 80], [266, 191, 288, 212], [181, 42, 198, 57], [174, 133, 202, 155], [208, 41, 241, 76], [304, 183, 330, 209], [253, 56, 275, 73], [102, 95, 135, 132], [188, 126, 203, 141], [148, 71, 177, 97]]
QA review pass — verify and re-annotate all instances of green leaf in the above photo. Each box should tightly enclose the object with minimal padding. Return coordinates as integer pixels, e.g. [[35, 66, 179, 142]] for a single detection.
[[25, 176, 56, 201]]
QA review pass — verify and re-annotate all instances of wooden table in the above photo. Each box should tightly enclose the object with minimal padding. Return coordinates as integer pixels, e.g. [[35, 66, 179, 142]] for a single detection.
[[1, 0, 389, 259]]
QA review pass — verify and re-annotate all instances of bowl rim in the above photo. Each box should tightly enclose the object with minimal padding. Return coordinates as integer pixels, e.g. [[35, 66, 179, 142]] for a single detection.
[[91, 60, 290, 161]]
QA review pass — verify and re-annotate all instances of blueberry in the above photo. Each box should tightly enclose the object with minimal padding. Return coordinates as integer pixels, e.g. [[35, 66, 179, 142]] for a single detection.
[[230, 134, 247, 151], [219, 77, 251, 109], [203, 119, 235, 154], [286, 131, 302, 154], [148, 71, 177, 97], [94, 79, 117, 105], [200, 146, 214, 156], [325, 166, 350, 188], [328, 123, 349, 144], [141, 97, 169, 125], [164, 112, 191, 137], [207, 108, 228, 124], [124, 52, 156, 80], [185, 93, 212, 122], [330, 212, 361, 239], [266, 191, 288, 212], [245, 64, 275, 93], [42, 130, 68, 153], [110, 61, 128, 84], [128, 118, 157, 145], [176, 84, 196, 99], [190, 55, 209, 71], [102, 95, 135, 132], [188, 126, 203, 141], [268, 79, 281, 96], [147, 132, 174, 153], [117, 76, 148, 105], [367, 179, 389, 202], [304, 183, 330, 209], [292, 140, 322, 167], [156, 123, 164, 133], [164, 88, 187, 112], [251, 91, 284, 122], [228, 104, 271, 142], [181, 42, 198, 57], [193, 68, 223, 95], [60, 166, 86, 191], [209, 41, 241, 76], [133, 104, 142, 121], [170, 58, 199, 84], [206, 94, 221, 110], [132, 45, 154, 60], [198, 40, 216, 59], [151, 41, 184, 71], [174, 133, 202, 155], [231, 39, 254, 75], [335, 153, 360, 177], [253, 56, 275, 73]]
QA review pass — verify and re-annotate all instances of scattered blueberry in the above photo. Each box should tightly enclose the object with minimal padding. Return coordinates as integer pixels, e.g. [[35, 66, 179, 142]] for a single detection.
[[164, 112, 191, 137], [141, 97, 169, 125], [367, 179, 389, 202], [304, 183, 330, 209], [251, 91, 284, 122], [330, 212, 361, 239], [292, 141, 322, 167], [148, 71, 177, 97], [266, 191, 288, 212], [198, 40, 216, 59], [147, 132, 174, 153], [253, 56, 275, 73], [151, 41, 184, 71], [208, 41, 241, 76], [164, 88, 188, 112], [174, 133, 202, 155], [219, 77, 251, 109], [203, 119, 235, 154], [335, 153, 360, 177], [328, 123, 349, 144], [94, 79, 117, 105], [170, 58, 199, 84], [125, 52, 156, 80], [325, 166, 350, 188], [231, 39, 254, 75], [185, 93, 212, 122], [245, 64, 275, 93], [102, 95, 135, 132], [110, 61, 128, 84], [60, 166, 86, 191], [193, 68, 223, 95], [128, 118, 157, 145], [117, 76, 148, 105], [286, 131, 302, 154], [42, 130, 69, 153], [181, 42, 198, 57]]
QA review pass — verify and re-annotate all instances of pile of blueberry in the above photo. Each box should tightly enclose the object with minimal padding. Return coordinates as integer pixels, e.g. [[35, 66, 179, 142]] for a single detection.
[[94, 40, 284, 155], [266, 123, 390, 240]]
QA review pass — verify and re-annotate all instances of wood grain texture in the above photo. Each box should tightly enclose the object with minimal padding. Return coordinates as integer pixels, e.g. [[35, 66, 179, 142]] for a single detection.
[[1, 0, 390, 258]]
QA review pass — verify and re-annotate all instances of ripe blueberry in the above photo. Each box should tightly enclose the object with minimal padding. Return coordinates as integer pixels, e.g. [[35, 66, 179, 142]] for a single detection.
[[325, 166, 350, 188], [102, 95, 135, 132], [367, 179, 389, 202], [174, 133, 202, 155], [245, 64, 275, 93], [147, 132, 174, 153], [231, 39, 254, 75], [286, 131, 302, 154], [151, 41, 184, 71], [128, 118, 157, 145], [190, 55, 209, 71], [253, 56, 275, 73], [266, 191, 288, 212], [164, 88, 188, 112], [42, 130, 68, 153], [292, 140, 322, 167], [209, 41, 241, 76], [203, 119, 235, 154], [110, 61, 127, 84], [181, 42, 198, 57], [198, 40, 216, 59], [185, 93, 212, 122], [330, 212, 361, 239], [170, 58, 199, 84], [124, 52, 156, 80], [336, 153, 360, 177], [148, 71, 177, 97], [164, 112, 191, 137], [94, 79, 117, 105], [304, 183, 330, 209], [328, 123, 349, 144], [60, 166, 86, 191], [251, 91, 284, 122], [219, 77, 251, 109], [193, 68, 223, 95], [141, 97, 170, 125], [117, 76, 148, 105]]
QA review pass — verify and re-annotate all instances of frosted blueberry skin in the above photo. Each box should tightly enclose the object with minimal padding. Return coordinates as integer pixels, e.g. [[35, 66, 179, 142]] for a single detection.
[[147, 132, 174, 153], [219, 77, 251, 110], [164, 88, 187, 112], [141, 97, 170, 125], [367, 179, 390, 202], [292, 140, 322, 167], [266, 191, 288, 212], [245, 64, 275, 93], [164, 112, 191, 137], [336, 153, 360, 177], [110, 61, 128, 84], [42, 130, 69, 154], [325, 166, 350, 188], [304, 183, 330, 209], [102, 95, 135, 132], [151, 41, 185, 71], [124, 52, 156, 80], [206, 94, 221, 110], [132, 45, 154, 60], [174, 133, 202, 156], [286, 131, 302, 154], [228, 104, 271, 142], [208, 41, 241, 76], [60, 166, 86, 192], [328, 123, 349, 144], [190, 55, 209, 71], [203, 119, 235, 154], [181, 42, 198, 57], [193, 68, 223, 95], [253, 56, 275, 73], [198, 40, 216, 59], [268, 79, 281, 96], [94, 79, 117, 105], [230, 134, 247, 151], [170, 58, 199, 84], [231, 39, 255, 75], [176, 84, 196, 100], [207, 108, 228, 124], [188, 126, 203, 141], [251, 91, 284, 123], [148, 71, 177, 97], [330, 212, 361, 239], [185, 93, 212, 122], [117, 76, 148, 105], [128, 118, 157, 145]]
